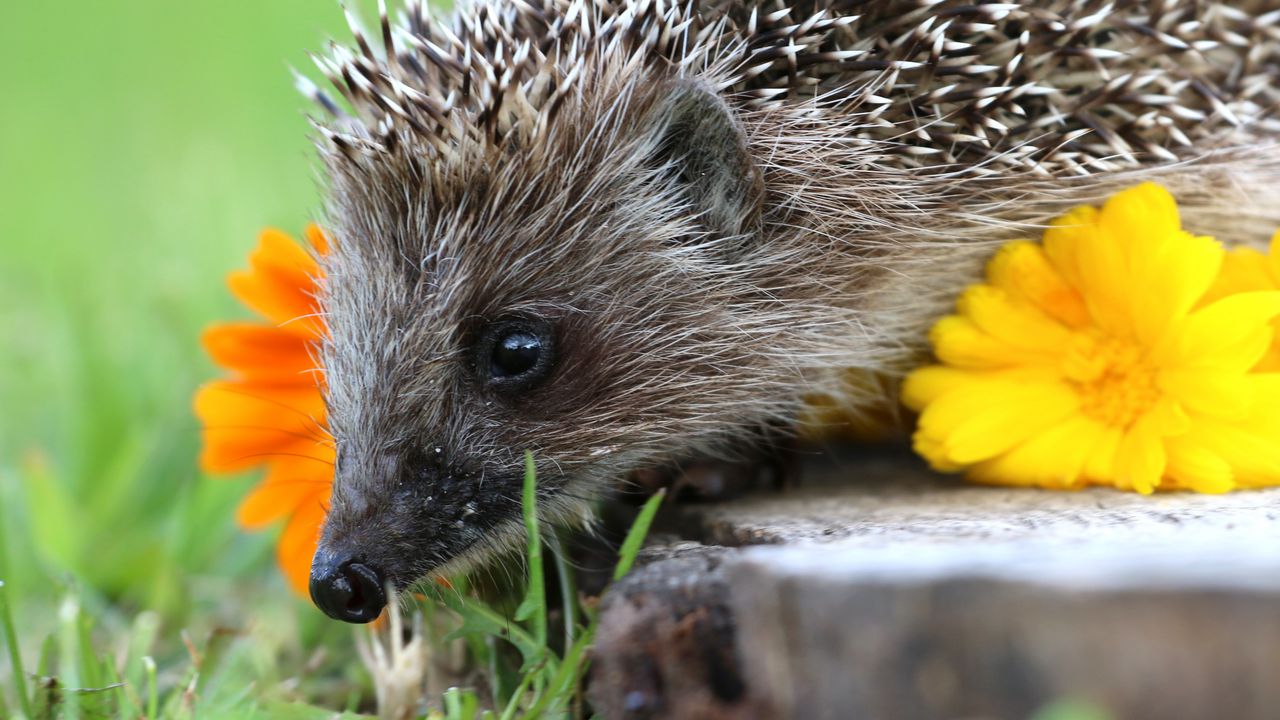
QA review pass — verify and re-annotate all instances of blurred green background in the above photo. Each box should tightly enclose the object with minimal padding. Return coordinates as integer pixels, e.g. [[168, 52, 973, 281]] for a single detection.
[[0, 1, 381, 714]]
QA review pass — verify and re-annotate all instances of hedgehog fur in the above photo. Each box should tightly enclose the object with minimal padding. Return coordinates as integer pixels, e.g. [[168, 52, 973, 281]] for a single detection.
[[301, 0, 1280, 602]]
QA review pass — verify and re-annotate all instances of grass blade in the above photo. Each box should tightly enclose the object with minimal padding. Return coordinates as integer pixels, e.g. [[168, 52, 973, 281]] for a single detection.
[[58, 595, 83, 719], [497, 665, 537, 720], [143, 656, 159, 720], [548, 530, 577, 652], [613, 489, 666, 582], [0, 581, 32, 718], [428, 586, 551, 675], [516, 451, 547, 652]]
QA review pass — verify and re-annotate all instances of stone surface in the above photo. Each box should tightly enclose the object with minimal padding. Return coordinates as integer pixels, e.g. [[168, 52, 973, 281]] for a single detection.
[[676, 449, 1280, 548], [589, 450, 1280, 720], [730, 536, 1280, 720]]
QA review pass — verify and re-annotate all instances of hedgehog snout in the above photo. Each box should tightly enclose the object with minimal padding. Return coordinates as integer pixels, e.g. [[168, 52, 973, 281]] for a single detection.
[[309, 549, 387, 624]]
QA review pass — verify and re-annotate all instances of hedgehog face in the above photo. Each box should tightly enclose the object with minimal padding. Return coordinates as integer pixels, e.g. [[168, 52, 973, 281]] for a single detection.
[[306, 77, 796, 622]]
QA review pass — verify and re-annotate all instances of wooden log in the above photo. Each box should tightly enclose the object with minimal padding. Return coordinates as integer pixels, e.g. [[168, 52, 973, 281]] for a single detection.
[[730, 536, 1280, 720], [590, 451, 1280, 719]]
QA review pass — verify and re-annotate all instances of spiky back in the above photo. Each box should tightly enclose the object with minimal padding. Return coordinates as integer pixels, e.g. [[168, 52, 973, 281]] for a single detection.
[[306, 0, 1280, 178]]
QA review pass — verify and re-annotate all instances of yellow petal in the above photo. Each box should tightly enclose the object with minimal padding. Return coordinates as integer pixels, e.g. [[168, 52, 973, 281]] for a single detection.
[[1127, 232, 1221, 348], [1190, 405, 1280, 487], [912, 431, 968, 473], [1157, 370, 1251, 421], [1042, 205, 1098, 292], [967, 415, 1106, 489], [1113, 413, 1167, 494], [1081, 425, 1123, 482], [930, 315, 1058, 370], [916, 379, 1079, 465], [1203, 246, 1273, 305], [1164, 440, 1235, 493], [1169, 291, 1280, 370], [1052, 206, 1135, 336], [956, 284, 1073, 352], [1097, 182, 1182, 261], [901, 365, 977, 412], [986, 241, 1090, 328]]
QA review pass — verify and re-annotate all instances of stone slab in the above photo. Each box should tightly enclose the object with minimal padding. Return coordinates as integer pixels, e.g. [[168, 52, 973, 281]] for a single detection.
[[729, 535, 1280, 720], [677, 450, 1280, 550], [590, 451, 1280, 720]]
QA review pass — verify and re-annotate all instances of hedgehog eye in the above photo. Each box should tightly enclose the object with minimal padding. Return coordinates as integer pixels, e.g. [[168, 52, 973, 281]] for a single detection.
[[476, 319, 556, 392], [493, 331, 540, 377]]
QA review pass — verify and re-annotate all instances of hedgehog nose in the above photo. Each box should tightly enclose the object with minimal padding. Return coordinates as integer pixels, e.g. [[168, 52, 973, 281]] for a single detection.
[[309, 552, 387, 624]]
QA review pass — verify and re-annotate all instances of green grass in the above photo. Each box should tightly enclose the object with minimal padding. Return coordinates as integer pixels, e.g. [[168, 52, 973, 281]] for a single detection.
[[414, 460, 664, 720], [0, 2, 667, 717], [0, 1, 379, 713], [2, 447, 664, 719]]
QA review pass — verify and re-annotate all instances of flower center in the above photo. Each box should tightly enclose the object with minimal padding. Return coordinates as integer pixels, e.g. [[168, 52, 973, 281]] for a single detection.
[[1062, 333, 1161, 428]]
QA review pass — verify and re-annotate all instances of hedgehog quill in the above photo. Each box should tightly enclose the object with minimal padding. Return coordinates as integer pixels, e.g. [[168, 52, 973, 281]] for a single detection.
[[301, 0, 1280, 622]]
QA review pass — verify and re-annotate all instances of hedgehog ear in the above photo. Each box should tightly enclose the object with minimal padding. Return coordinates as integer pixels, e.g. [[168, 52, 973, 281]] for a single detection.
[[646, 79, 763, 246]]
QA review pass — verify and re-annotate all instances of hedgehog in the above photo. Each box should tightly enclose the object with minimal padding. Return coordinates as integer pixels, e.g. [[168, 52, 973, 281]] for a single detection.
[[301, 0, 1280, 623]]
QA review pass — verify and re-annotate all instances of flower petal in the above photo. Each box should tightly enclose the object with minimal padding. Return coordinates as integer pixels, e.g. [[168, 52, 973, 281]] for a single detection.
[[1188, 418, 1280, 488], [1041, 205, 1098, 292], [202, 322, 320, 380], [227, 229, 324, 334], [194, 380, 329, 473], [930, 315, 1060, 370], [956, 284, 1073, 352], [967, 415, 1107, 489], [1204, 246, 1273, 304], [1164, 439, 1235, 494], [1127, 232, 1221, 348], [1170, 291, 1280, 370], [277, 490, 330, 596], [237, 454, 336, 529], [1046, 205, 1136, 336], [986, 241, 1089, 328], [305, 223, 331, 255], [1081, 425, 1123, 482], [916, 378, 1079, 465], [901, 365, 979, 411], [1157, 369, 1252, 421], [1113, 413, 1167, 494], [1097, 182, 1182, 260]]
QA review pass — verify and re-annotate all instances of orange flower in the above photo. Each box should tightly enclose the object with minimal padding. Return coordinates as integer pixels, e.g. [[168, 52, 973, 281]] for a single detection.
[[195, 226, 332, 594]]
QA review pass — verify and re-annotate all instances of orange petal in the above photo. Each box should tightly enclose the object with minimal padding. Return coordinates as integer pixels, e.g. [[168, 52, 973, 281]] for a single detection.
[[277, 490, 330, 596], [305, 224, 331, 255], [194, 380, 328, 473], [228, 229, 324, 335], [237, 454, 335, 529], [202, 322, 320, 380]]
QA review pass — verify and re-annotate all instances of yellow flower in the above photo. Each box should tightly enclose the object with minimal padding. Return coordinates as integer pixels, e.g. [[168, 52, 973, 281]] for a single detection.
[[1203, 230, 1280, 372], [194, 226, 333, 594], [903, 183, 1280, 494]]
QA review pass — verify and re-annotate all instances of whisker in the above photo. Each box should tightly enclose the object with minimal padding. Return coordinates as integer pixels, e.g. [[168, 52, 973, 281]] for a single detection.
[[221, 450, 337, 468], [200, 424, 336, 446], [240, 475, 335, 491], [203, 386, 333, 439]]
